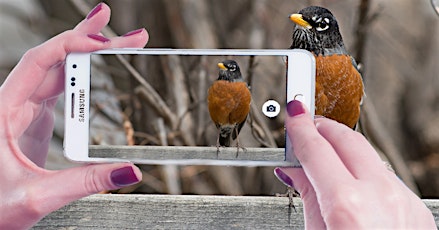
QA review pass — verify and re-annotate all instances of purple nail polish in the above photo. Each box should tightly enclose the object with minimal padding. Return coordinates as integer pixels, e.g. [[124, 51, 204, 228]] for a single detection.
[[123, 28, 144, 37], [286, 100, 305, 117], [274, 168, 294, 188], [87, 3, 103, 20], [111, 166, 140, 187], [87, 34, 110, 43]]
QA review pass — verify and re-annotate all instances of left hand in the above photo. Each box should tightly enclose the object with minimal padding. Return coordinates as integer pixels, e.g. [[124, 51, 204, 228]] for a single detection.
[[0, 3, 148, 229]]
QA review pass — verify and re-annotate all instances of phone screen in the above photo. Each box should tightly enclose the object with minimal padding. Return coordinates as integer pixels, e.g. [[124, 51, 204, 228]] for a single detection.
[[88, 53, 288, 163]]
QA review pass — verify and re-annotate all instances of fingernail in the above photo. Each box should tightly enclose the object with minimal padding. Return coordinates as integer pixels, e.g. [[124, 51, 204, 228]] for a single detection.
[[88, 34, 110, 43], [314, 115, 326, 127], [87, 3, 103, 20], [111, 166, 140, 187], [274, 167, 294, 188], [123, 28, 144, 37], [287, 100, 305, 117]]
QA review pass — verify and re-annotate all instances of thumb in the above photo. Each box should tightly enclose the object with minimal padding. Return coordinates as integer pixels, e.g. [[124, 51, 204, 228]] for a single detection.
[[35, 163, 142, 215]]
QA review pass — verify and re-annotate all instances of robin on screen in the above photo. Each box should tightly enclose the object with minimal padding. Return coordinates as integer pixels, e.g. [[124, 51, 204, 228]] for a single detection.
[[289, 6, 364, 129], [207, 60, 251, 154]]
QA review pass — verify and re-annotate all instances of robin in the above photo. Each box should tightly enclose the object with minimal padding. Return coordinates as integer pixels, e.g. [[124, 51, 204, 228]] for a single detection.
[[207, 60, 251, 153], [289, 6, 364, 129]]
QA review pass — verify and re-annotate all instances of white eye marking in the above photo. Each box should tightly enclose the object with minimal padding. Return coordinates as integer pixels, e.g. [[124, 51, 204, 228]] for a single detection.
[[229, 65, 236, 71], [324, 17, 330, 23]]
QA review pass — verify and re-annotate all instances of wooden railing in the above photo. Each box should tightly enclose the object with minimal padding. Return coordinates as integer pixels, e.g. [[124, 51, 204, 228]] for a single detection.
[[34, 194, 439, 229]]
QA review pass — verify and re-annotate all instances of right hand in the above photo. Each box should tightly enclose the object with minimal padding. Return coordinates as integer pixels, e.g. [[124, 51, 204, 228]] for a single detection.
[[275, 100, 435, 229]]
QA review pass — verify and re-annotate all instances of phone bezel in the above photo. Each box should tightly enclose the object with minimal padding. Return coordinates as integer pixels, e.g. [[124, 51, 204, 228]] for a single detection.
[[64, 48, 315, 166]]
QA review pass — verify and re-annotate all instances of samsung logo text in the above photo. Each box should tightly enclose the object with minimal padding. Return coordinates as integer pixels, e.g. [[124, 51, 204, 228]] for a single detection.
[[78, 89, 85, 122]]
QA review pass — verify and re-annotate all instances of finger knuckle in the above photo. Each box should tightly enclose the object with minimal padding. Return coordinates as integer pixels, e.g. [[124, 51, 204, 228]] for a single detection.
[[83, 166, 105, 194], [294, 135, 327, 161], [339, 128, 363, 143], [324, 186, 362, 224]]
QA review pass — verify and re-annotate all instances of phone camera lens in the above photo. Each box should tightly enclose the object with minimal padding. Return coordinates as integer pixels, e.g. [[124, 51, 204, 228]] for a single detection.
[[72, 64, 77, 69], [71, 82, 76, 86], [71, 77, 76, 81]]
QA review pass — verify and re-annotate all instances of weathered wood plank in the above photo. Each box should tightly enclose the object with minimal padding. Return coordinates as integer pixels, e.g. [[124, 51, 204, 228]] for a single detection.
[[89, 146, 294, 166], [33, 195, 439, 229], [425, 199, 439, 227], [34, 195, 303, 229]]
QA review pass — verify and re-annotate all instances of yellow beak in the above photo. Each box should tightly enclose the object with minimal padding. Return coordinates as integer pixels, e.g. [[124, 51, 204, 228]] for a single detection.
[[217, 62, 227, 70], [289, 14, 312, 29]]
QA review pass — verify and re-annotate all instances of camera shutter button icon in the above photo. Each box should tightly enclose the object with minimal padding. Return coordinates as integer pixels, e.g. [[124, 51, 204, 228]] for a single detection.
[[262, 100, 281, 118]]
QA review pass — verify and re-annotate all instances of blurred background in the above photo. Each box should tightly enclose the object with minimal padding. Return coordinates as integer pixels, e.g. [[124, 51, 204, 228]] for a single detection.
[[0, 0, 438, 198]]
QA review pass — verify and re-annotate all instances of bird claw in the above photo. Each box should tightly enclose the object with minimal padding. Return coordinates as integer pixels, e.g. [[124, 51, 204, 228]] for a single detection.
[[214, 138, 245, 159], [276, 187, 300, 213], [235, 142, 247, 158], [215, 144, 221, 159]]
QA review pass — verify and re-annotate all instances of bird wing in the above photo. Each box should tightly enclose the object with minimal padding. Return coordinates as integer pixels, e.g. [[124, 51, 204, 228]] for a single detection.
[[350, 56, 366, 105]]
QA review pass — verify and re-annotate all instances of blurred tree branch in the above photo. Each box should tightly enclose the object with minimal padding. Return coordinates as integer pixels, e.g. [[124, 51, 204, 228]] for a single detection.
[[353, 0, 378, 68], [353, 0, 418, 194]]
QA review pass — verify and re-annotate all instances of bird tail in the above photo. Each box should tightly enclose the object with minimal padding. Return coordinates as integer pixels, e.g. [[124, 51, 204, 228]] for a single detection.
[[219, 134, 231, 147], [218, 126, 233, 147]]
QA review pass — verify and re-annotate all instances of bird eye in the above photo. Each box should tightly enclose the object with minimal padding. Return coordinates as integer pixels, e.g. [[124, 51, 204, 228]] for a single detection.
[[316, 23, 329, 31], [229, 65, 236, 71], [315, 17, 330, 32]]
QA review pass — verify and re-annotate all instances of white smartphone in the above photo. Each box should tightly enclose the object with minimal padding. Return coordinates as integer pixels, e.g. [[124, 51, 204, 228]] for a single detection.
[[64, 49, 315, 166]]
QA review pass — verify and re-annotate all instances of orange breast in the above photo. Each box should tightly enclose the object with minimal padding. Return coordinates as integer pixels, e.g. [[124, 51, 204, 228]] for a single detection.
[[207, 80, 251, 126], [315, 54, 364, 128]]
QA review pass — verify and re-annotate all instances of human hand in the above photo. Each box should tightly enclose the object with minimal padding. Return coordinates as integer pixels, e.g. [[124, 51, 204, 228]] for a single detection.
[[274, 100, 436, 229], [0, 3, 148, 229]]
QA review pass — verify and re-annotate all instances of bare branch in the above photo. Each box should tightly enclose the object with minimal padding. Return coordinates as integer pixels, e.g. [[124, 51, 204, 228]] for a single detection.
[[246, 56, 277, 148], [134, 86, 177, 129], [160, 55, 195, 145], [155, 118, 182, 195]]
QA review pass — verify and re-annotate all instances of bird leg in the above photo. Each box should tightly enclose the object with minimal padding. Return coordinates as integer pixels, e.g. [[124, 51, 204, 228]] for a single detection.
[[215, 129, 221, 159], [234, 128, 246, 158]]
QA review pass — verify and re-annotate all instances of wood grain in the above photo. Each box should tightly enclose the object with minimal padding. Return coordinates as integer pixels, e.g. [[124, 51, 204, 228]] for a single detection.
[[33, 195, 439, 229], [34, 194, 305, 229], [89, 146, 292, 166]]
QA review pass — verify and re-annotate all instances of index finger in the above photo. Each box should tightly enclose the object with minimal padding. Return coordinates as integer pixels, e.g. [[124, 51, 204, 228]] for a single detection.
[[285, 100, 354, 191], [0, 3, 148, 106], [73, 3, 111, 34], [315, 117, 389, 179], [0, 3, 112, 106], [0, 31, 112, 106]]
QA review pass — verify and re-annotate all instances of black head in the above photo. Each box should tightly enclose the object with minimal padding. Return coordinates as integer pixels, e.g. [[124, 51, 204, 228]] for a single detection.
[[289, 6, 346, 55], [217, 60, 243, 82]]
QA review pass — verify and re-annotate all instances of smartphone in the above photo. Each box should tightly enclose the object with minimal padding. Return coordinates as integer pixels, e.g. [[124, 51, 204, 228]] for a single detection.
[[64, 49, 315, 166]]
